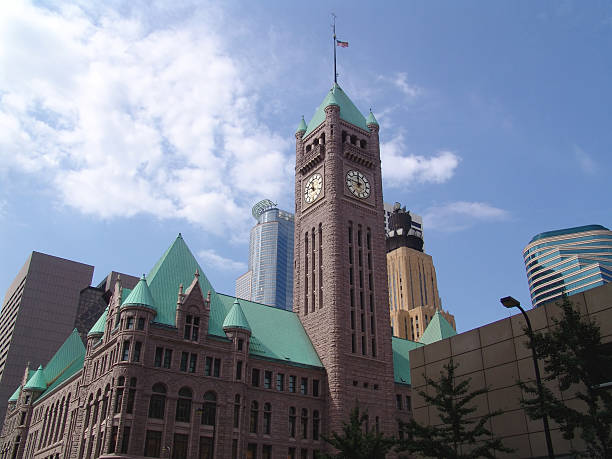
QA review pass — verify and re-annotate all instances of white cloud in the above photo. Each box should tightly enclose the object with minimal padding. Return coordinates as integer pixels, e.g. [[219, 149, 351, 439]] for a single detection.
[[198, 249, 247, 272], [392, 72, 423, 99], [424, 201, 510, 232], [574, 145, 597, 175], [0, 1, 292, 236], [381, 134, 460, 187]]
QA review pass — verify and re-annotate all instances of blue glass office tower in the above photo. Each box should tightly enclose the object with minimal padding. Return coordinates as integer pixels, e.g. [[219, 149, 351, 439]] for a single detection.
[[235, 200, 294, 311], [524, 224, 612, 307]]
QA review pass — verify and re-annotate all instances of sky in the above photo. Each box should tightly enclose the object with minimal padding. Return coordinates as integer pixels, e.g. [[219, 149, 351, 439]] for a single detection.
[[1, 0, 610, 334]]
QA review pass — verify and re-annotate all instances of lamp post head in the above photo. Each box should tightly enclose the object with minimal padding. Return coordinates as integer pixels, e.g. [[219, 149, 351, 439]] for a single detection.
[[500, 296, 520, 309]]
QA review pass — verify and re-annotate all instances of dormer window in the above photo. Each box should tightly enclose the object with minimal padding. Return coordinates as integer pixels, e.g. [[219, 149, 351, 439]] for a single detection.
[[184, 315, 199, 341]]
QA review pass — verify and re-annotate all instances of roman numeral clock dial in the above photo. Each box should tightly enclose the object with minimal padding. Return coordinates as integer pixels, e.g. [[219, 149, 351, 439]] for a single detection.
[[346, 170, 371, 199], [304, 173, 323, 204]]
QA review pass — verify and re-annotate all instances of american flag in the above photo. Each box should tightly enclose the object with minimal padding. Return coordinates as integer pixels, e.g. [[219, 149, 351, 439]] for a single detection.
[[336, 40, 349, 48]]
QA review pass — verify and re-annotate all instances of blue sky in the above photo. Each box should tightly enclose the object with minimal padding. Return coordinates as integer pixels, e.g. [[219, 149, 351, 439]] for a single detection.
[[1, 1, 610, 333]]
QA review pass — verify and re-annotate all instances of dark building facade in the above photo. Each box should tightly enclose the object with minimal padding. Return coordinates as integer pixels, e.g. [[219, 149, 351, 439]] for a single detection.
[[0, 84, 427, 459]]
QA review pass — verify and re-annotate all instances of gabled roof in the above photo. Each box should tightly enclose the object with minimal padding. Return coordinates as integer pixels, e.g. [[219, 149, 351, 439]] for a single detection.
[[303, 83, 369, 137], [122, 275, 156, 311], [88, 307, 108, 336], [419, 311, 457, 345], [392, 337, 424, 385], [223, 299, 252, 332], [217, 294, 322, 368]]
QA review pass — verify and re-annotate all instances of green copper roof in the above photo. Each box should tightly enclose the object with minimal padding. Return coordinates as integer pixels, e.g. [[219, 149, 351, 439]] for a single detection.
[[8, 386, 21, 402], [296, 116, 307, 134], [303, 83, 369, 137], [88, 307, 108, 336], [217, 294, 322, 368], [143, 234, 221, 327], [392, 337, 424, 385], [24, 366, 46, 391], [223, 298, 252, 332], [366, 110, 379, 126], [122, 276, 156, 311], [419, 311, 457, 345], [8, 330, 85, 404]]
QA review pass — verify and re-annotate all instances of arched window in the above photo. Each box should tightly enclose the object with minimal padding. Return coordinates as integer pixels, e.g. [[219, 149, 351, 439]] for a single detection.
[[92, 388, 101, 425], [176, 387, 192, 422], [148, 383, 166, 419], [263, 403, 272, 435], [101, 386, 110, 419], [288, 407, 296, 438], [84, 394, 93, 429], [249, 401, 258, 433], [233, 394, 240, 428], [54, 397, 65, 442], [301, 408, 308, 439], [313, 410, 320, 440], [202, 392, 217, 426], [60, 395, 70, 438]]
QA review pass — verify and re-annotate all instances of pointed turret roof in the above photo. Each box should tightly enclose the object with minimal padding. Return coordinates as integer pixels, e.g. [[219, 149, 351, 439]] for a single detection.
[[8, 386, 21, 402], [303, 83, 369, 137], [123, 275, 156, 311], [296, 116, 307, 135], [419, 311, 457, 345], [223, 298, 252, 332], [24, 365, 46, 391], [366, 110, 379, 127], [88, 307, 108, 336]]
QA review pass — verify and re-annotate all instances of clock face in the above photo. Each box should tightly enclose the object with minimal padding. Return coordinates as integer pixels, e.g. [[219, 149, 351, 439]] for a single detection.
[[346, 170, 371, 199], [304, 173, 323, 204]]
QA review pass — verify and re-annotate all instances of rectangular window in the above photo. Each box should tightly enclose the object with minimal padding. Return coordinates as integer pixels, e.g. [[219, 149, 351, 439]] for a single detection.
[[313, 379, 320, 397], [301, 449, 308, 459], [132, 341, 142, 362], [300, 377, 308, 395], [173, 433, 188, 459], [126, 388, 136, 414], [154, 347, 163, 367], [276, 373, 284, 391], [114, 388, 123, 414], [247, 443, 258, 459], [264, 371, 272, 389], [396, 394, 403, 410], [126, 317, 134, 329], [205, 356, 212, 376], [180, 352, 188, 372], [120, 426, 130, 454], [288, 447, 296, 459], [214, 358, 221, 377], [163, 349, 172, 369], [236, 361, 243, 380], [137, 317, 145, 330], [406, 396, 412, 411], [262, 445, 272, 459], [199, 437, 214, 459], [289, 375, 296, 393], [189, 353, 197, 373], [109, 426, 118, 454], [252, 368, 260, 387], [121, 341, 130, 361]]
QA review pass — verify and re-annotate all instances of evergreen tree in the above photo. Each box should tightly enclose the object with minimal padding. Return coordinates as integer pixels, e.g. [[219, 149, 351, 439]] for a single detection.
[[321, 406, 395, 459], [397, 360, 512, 459], [521, 296, 612, 458]]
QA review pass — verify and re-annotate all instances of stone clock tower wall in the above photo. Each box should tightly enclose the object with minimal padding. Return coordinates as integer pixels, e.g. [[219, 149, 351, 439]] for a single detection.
[[294, 86, 395, 435]]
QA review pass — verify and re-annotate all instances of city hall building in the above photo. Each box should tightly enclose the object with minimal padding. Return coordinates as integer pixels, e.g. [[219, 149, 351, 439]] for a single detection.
[[0, 84, 456, 459]]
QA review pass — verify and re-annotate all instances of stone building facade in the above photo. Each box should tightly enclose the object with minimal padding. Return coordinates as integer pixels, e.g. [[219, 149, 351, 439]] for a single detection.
[[0, 84, 422, 459]]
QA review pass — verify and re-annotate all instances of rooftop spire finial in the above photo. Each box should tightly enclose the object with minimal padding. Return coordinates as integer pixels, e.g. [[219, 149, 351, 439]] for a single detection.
[[332, 13, 338, 84]]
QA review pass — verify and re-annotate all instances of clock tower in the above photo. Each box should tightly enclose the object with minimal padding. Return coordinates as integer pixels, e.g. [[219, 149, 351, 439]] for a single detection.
[[294, 84, 395, 434]]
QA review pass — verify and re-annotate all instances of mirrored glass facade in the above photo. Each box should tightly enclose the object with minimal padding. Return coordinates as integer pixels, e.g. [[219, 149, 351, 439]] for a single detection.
[[524, 224, 612, 307], [236, 201, 294, 311]]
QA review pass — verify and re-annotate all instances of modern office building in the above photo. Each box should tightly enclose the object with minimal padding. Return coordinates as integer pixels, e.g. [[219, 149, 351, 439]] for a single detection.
[[0, 252, 138, 424], [384, 202, 423, 238], [386, 204, 456, 341], [235, 200, 294, 311], [0, 82, 440, 459], [524, 224, 612, 307]]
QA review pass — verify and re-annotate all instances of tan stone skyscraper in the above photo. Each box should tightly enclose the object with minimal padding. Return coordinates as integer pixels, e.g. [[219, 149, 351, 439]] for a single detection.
[[386, 204, 456, 340]]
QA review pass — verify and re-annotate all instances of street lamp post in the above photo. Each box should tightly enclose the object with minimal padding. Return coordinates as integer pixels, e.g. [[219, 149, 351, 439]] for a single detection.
[[500, 296, 555, 459]]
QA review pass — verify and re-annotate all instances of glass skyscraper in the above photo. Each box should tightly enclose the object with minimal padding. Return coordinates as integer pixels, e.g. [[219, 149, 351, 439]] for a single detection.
[[524, 224, 612, 307], [236, 200, 294, 311]]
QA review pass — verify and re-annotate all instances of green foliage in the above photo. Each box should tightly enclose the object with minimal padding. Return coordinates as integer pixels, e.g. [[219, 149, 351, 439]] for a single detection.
[[521, 296, 612, 458], [321, 406, 395, 459], [397, 360, 512, 459]]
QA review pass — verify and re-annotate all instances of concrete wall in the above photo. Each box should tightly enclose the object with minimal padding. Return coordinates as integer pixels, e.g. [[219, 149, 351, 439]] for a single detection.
[[409, 282, 612, 458]]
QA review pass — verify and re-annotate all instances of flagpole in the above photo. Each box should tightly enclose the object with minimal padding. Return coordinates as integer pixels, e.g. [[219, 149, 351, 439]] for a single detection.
[[332, 13, 337, 84]]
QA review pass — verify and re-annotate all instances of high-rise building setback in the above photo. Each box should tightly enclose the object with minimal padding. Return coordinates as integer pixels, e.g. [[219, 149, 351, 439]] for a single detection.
[[235, 199, 294, 311], [386, 204, 456, 340], [524, 224, 612, 307]]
